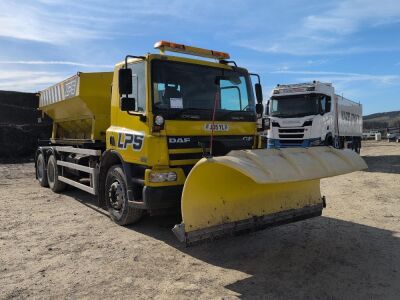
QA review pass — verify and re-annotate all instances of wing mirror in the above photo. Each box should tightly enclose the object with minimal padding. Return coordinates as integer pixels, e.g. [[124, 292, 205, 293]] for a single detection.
[[118, 68, 132, 95], [255, 83, 263, 104], [120, 97, 136, 111], [256, 103, 264, 115]]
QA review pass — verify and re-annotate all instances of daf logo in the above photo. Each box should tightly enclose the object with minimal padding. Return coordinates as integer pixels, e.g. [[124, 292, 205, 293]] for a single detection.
[[169, 137, 191, 144]]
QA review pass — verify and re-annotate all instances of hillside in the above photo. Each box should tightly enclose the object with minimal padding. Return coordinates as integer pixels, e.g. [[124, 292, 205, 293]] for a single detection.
[[363, 110, 400, 129]]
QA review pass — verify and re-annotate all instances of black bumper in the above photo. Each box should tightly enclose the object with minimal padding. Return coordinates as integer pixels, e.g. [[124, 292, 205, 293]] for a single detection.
[[138, 185, 183, 210]]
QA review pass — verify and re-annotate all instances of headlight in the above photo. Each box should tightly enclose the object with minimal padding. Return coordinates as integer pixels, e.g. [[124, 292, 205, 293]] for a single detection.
[[149, 171, 177, 182], [264, 118, 270, 128], [154, 115, 165, 126]]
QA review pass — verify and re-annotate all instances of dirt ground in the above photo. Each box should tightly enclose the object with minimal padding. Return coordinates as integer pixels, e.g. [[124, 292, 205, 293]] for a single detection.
[[0, 141, 399, 299]]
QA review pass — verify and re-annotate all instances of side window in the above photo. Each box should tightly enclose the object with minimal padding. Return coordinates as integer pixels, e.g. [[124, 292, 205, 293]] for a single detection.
[[272, 99, 278, 112], [319, 96, 326, 113], [128, 62, 146, 112], [325, 96, 331, 112]]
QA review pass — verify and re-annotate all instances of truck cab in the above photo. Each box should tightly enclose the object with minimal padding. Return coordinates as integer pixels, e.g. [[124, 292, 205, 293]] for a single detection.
[[103, 41, 263, 218], [264, 81, 335, 148]]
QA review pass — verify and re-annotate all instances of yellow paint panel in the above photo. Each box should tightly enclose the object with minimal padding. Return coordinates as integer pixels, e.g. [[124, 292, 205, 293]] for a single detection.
[[165, 120, 256, 136], [40, 72, 113, 141], [170, 159, 199, 166], [181, 160, 321, 232], [169, 148, 204, 154]]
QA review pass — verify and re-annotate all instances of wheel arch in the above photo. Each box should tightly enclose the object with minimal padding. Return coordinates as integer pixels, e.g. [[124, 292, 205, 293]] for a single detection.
[[98, 150, 132, 208]]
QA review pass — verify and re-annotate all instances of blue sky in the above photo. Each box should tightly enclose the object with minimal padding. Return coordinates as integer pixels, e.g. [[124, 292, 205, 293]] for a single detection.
[[0, 0, 399, 115]]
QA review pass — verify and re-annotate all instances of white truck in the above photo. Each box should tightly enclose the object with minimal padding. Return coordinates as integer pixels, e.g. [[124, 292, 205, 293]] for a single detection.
[[264, 81, 363, 152]]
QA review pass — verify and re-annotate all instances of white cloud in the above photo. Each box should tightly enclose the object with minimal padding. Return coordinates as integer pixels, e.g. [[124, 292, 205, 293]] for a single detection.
[[235, 39, 400, 56], [0, 0, 201, 45], [272, 70, 400, 85], [0, 2, 104, 44], [0, 60, 113, 68], [0, 71, 69, 92], [235, 0, 400, 55]]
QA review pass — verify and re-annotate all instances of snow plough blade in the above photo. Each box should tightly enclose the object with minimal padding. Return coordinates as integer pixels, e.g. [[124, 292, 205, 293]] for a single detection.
[[172, 147, 367, 244]]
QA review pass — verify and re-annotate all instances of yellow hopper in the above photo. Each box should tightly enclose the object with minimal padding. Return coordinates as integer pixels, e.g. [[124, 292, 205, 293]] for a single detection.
[[173, 146, 367, 244]]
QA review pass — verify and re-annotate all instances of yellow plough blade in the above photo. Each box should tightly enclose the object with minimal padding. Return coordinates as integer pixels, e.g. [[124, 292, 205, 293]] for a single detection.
[[173, 147, 367, 244]]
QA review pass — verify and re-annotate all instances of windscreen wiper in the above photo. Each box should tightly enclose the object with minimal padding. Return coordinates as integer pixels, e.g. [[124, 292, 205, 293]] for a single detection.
[[220, 110, 250, 120], [290, 113, 318, 117], [272, 114, 291, 118]]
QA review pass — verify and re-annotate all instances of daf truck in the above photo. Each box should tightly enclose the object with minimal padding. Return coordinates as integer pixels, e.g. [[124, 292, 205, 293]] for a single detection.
[[35, 43, 366, 244], [264, 81, 363, 153]]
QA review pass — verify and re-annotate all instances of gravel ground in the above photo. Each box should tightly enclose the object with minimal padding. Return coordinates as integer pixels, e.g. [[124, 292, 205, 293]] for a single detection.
[[0, 141, 399, 299]]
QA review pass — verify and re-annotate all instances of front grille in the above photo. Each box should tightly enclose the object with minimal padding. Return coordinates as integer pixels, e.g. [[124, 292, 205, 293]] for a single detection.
[[279, 134, 304, 139], [169, 152, 204, 160], [279, 128, 304, 133], [278, 127, 305, 139], [167, 135, 255, 165], [167, 135, 254, 150], [280, 139, 304, 145]]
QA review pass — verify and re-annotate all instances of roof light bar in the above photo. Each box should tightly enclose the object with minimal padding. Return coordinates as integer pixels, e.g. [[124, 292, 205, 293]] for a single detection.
[[154, 40, 230, 60]]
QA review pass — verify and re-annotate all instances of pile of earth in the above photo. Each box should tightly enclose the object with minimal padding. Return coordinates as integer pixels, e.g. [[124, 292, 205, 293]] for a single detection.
[[0, 90, 51, 161]]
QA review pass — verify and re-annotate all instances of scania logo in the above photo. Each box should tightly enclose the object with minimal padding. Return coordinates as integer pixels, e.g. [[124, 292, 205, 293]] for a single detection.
[[169, 137, 191, 144], [283, 120, 299, 124]]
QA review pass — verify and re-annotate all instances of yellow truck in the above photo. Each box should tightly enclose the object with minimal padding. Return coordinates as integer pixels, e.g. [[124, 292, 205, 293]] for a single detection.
[[36, 41, 367, 244]]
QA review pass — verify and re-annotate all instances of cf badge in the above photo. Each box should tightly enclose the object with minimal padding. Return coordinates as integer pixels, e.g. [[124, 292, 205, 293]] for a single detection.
[[117, 132, 144, 151]]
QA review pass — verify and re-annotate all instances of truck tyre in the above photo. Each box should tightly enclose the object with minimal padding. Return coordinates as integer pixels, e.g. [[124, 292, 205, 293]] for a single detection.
[[36, 153, 49, 187], [324, 135, 333, 147], [105, 165, 143, 225], [354, 139, 361, 154], [47, 155, 66, 193]]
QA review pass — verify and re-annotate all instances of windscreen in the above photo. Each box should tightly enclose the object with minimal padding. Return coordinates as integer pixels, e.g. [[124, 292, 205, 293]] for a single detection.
[[270, 94, 330, 118], [151, 60, 255, 120]]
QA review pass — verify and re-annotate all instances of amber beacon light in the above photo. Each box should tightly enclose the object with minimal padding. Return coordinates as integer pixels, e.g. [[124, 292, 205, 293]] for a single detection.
[[154, 40, 230, 60]]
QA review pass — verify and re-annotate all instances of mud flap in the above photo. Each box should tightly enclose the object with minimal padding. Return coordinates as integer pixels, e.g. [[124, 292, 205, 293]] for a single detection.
[[172, 147, 367, 244]]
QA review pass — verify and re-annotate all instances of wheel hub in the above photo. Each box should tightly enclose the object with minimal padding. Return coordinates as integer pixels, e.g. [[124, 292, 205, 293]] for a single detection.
[[108, 181, 124, 210]]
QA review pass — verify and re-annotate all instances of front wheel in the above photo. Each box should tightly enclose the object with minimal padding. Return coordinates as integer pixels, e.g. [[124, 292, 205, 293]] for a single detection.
[[354, 140, 361, 154], [105, 165, 143, 225]]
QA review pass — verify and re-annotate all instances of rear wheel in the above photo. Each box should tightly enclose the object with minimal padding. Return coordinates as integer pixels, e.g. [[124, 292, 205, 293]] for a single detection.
[[47, 155, 66, 193], [105, 165, 143, 225], [36, 153, 48, 187]]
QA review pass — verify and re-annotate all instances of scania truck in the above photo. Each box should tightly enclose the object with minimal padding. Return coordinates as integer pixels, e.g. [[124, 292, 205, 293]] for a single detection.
[[264, 81, 363, 152], [35, 43, 366, 244]]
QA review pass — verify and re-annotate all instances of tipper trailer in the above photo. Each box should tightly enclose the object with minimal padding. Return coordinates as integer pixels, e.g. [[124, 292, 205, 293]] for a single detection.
[[265, 81, 363, 152], [35, 41, 367, 244]]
